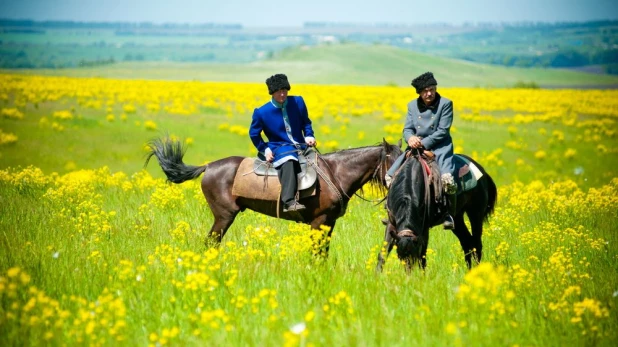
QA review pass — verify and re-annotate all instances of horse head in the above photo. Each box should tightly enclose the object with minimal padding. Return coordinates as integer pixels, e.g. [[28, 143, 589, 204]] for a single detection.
[[377, 138, 402, 186], [383, 155, 430, 265], [385, 211, 425, 261]]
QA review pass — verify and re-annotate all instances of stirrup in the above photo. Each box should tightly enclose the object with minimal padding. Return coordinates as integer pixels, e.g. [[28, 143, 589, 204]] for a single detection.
[[443, 215, 455, 230]]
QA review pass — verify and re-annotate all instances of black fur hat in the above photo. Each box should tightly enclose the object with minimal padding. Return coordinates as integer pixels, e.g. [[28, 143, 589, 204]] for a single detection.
[[411, 72, 438, 93], [265, 74, 291, 95]]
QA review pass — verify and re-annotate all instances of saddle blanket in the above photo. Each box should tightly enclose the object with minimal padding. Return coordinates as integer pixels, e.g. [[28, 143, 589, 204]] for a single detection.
[[453, 155, 483, 194], [231, 158, 317, 201]]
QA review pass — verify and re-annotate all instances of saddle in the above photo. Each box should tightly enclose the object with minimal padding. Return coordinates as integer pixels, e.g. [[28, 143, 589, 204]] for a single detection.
[[453, 155, 484, 193], [231, 149, 318, 201], [410, 150, 483, 194]]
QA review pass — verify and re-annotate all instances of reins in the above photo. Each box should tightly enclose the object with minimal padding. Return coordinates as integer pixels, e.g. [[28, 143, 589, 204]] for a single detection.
[[305, 147, 346, 217], [385, 148, 434, 236], [414, 150, 433, 233], [265, 145, 393, 217], [314, 146, 392, 208]]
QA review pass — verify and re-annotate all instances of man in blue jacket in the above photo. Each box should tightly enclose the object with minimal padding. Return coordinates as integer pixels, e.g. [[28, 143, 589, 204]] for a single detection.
[[249, 74, 316, 212], [385, 72, 458, 229]]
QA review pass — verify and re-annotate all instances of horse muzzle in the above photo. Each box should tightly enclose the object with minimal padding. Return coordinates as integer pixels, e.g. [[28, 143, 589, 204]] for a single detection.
[[389, 228, 417, 242]]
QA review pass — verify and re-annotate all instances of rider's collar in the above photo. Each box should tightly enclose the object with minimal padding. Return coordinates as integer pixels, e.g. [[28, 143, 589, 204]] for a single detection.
[[271, 97, 288, 109], [417, 93, 441, 112]]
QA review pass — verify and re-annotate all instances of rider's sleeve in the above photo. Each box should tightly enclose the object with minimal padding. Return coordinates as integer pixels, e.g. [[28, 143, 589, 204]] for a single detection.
[[249, 108, 268, 154], [420, 100, 453, 150], [298, 96, 314, 139], [402, 101, 417, 143]]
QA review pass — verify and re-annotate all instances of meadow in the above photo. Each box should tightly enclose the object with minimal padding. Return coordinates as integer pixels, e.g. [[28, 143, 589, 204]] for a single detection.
[[1, 73, 617, 346], [9, 44, 618, 88]]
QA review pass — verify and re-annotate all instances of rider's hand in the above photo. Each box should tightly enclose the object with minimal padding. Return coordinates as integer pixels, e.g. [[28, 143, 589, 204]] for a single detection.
[[305, 138, 316, 147], [266, 152, 274, 162], [265, 148, 274, 162], [408, 136, 423, 149]]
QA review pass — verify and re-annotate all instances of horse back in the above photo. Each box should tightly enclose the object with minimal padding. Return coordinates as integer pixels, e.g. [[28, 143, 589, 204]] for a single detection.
[[456, 154, 497, 220], [200, 156, 246, 193]]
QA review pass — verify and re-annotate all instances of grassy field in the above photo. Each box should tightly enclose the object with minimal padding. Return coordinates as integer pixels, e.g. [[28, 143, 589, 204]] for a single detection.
[[1, 73, 617, 346], [6, 44, 618, 87]]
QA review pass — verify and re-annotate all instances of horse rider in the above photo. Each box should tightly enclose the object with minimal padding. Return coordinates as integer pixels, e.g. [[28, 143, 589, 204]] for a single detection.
[[385, 72, 458, 230], [249, 74, 317, 212]]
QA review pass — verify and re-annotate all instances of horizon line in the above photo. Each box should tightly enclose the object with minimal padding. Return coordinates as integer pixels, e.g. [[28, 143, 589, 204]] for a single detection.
[[2, 18, 617, 28]]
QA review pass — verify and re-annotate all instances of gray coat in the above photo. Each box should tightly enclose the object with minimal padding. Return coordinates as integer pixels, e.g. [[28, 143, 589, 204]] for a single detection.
[[403, 94, 455, 177]]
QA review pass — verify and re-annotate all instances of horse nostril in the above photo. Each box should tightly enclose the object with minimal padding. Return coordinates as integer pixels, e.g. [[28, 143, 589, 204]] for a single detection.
[[397, 229, 417, 241]]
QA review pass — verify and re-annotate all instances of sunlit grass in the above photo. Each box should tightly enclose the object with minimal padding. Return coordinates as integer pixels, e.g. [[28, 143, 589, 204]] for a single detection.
[[1, 74, 617, 346]]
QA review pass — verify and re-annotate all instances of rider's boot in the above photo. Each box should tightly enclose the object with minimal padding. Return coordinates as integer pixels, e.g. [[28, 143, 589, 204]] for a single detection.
[[443, 192, 456, 230], [441, 173, 457, 230]]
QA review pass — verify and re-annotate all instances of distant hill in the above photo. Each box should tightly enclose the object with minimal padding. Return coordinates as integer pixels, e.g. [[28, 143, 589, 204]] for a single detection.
[[1, 19, 616, 73], [7, 43, 618, 88]]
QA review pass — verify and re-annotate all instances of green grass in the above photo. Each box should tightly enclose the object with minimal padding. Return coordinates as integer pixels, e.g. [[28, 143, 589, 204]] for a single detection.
[[2, 93, 614, 188], [0, 77, 617, 346], [6, 44, 618, 87]]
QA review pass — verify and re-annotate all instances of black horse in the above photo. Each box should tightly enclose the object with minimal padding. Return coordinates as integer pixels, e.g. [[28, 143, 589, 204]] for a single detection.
[[146, 137, 402, 253], [377, 150, 496, 271]]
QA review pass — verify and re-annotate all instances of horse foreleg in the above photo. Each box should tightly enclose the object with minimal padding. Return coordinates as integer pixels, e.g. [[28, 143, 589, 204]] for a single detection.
[[451, 214, 475, 269], [310, 215, 336, 257], [419, 242, 428, 270], [376, 222, 396, 272]]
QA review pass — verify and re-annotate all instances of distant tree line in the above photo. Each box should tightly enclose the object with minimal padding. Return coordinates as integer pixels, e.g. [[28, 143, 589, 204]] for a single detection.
[[459, 49, 618, 71], [0, 49, 118, 68], [78, 57, 115, 67], [0, 19, 242, 30]]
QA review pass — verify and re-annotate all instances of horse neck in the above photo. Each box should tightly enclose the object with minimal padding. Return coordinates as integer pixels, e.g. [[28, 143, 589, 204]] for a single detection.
[[391, 158, 427, 231], [322, 146, 382, 196]]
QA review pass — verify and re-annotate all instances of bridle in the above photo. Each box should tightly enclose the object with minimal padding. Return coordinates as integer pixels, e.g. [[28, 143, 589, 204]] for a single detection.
[[320, 146, 394, 205], [386, 148, 434, 244], [306, 145, 394, 217]]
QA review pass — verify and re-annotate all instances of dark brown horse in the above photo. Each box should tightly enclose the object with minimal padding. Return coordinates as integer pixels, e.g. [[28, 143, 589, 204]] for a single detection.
[[146, 137, 402, 252], [377, 150, 497, 271]]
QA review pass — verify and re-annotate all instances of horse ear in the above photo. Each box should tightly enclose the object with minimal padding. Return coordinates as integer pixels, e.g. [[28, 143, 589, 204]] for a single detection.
[[397, 139, 402, 148], [388, 225, 400, 242], [381, 137, 391, 152]]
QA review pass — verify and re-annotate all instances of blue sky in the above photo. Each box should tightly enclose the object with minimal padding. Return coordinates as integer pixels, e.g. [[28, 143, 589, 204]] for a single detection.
[[1, 0, 617, 27]]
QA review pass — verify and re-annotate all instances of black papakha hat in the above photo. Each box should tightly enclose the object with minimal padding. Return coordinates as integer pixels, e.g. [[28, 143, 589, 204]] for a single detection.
[[265, 74, 291, 95], [411, 72, 438, 93]]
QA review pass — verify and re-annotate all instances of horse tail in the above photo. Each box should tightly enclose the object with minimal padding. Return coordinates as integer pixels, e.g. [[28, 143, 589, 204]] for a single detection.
[[145, 137, 207, 184], [484, 173, 497, 222]]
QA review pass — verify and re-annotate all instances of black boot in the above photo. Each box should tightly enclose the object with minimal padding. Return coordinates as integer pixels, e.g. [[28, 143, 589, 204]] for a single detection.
[[283, 201, 306, 212], [278, 161, 305, 212], [443, 193, 457, 230]]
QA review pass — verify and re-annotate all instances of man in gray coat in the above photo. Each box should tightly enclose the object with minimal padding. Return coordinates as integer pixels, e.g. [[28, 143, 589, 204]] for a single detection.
[[385, 72, 458, 229]]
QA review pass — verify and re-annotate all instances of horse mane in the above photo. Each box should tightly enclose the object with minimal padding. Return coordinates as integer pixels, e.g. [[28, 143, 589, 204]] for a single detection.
[[321, 142, 401, 199], [321, 143, 387, 157], [388, 157, 426, 233]]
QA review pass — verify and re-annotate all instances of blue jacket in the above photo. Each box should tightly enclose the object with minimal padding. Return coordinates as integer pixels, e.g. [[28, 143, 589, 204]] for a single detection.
[[249, 96, 314, 167], [403, 94, 455, 177]]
